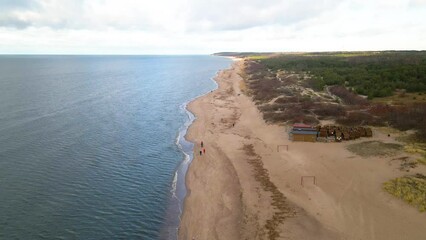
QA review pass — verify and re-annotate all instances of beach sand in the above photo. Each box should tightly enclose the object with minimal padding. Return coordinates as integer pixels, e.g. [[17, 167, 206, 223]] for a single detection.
[[179, 61, 426, 240]]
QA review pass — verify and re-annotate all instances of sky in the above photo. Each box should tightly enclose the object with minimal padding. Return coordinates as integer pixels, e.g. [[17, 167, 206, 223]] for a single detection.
[[0, 0, 425, 54]]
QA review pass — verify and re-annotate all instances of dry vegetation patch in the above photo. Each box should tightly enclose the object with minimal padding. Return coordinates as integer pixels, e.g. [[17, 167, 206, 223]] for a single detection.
[[396, 134, 426, 166], [329, 85, 369, 105], [347, 141, 403, 157], [243, 60, 341, 125], [404, 143, 426, 166], [373, 92, 426, 105], [390, 157, 418, 172], [242, 144, 296, 240], [383, 174, 426, 212]]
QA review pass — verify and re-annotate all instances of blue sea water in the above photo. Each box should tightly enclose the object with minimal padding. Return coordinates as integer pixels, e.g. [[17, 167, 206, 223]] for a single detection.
[[0, 55, 231, 239]]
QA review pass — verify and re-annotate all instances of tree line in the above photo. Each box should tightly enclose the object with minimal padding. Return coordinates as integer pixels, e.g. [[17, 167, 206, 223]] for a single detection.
[[259, 51, 426, 99]]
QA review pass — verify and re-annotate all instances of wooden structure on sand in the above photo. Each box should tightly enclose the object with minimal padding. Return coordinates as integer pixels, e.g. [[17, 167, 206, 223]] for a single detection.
[[289, 123, 372, 142], [290, 123, 318, 142]]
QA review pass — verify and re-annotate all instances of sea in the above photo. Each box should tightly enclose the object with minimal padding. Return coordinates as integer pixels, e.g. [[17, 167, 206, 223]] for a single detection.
[[0, 55, 232, 239]]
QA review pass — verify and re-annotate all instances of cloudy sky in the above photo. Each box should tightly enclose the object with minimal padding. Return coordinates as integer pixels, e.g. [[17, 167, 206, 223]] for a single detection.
[[0, 0, 425, 54]]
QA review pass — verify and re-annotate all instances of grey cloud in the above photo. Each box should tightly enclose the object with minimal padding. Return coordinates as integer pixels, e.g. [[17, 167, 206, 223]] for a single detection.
[[185, 0, 343, 31], [0, 0, 152, 30], [0, 15, 32, 29], [0, 0, 38, 10], [0, 0, 86, 29], [0, 0, 39, 28]]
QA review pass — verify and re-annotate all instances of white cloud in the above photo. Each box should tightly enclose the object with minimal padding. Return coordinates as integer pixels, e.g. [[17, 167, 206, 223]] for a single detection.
[[0, 0, 425, 54]]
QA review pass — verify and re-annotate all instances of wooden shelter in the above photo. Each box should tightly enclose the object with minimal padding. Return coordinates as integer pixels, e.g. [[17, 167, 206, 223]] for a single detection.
[[289, 124, 372, 142], [291, 123, 318, 142], [365, 128, 373, 137], [291, 130, 317, 142]]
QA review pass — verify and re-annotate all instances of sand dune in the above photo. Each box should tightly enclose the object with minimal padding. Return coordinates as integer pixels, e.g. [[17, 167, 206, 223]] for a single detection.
[[179, 61, 426, 240]]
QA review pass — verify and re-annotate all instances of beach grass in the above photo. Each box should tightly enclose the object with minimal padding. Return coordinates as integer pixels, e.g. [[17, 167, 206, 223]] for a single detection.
[[395, 134, 426, 165], [403, 142, 426, 165], [404, 143, 426, 155], [418, 157, 426, 165], [383, 174, 426, 212]]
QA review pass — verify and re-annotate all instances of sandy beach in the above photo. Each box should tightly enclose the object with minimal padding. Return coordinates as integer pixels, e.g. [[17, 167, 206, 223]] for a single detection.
[[178, 60, 426, 240]]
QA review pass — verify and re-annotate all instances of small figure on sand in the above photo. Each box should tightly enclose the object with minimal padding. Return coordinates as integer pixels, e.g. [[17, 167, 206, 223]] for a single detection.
[[203, 148, 206, 154], [201, 141, 204, 148], [232, 123, 235, 127], [199, 150, 202, 156]]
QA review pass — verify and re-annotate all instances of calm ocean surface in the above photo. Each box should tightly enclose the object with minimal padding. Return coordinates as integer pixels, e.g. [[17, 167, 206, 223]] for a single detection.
[[0, 55, 231, 239]]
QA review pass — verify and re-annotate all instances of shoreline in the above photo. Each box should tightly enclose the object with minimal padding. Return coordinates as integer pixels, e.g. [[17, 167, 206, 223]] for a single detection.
[[163, 68, 225, 239], [178, 60, 426, 240], [179, 62, 243, 239]]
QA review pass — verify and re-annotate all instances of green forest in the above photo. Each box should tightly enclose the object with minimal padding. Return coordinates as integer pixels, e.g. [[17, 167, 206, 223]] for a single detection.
[[258, 51, 426, 99]]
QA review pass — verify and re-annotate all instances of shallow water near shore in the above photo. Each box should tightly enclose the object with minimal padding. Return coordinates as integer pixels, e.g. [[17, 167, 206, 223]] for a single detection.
[[0, 55, 231, 239]]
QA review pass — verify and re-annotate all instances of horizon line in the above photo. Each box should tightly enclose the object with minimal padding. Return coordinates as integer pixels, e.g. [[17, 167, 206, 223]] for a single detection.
[[1, 50, 426, 56]]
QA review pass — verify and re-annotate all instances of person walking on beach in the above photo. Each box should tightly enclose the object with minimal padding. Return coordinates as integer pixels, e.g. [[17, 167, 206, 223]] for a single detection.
[[199, 150, 202, 156], [203, 148, 206, 154], [201, 141, 204, 148]]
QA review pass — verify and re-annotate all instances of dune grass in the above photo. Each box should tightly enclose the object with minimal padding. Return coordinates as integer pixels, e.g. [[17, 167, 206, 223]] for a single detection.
[[347, 141, 403, 157], [403, 142, 426, 165], [383, 174, 426, 212], [417, 157, 426, 165]]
